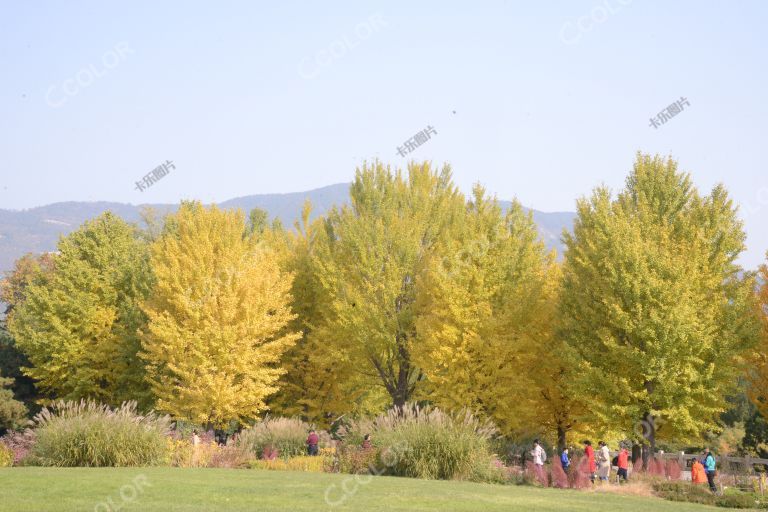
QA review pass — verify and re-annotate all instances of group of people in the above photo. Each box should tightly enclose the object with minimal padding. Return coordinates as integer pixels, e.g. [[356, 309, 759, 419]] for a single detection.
[[532, 440, 718, 492], [304, 429, 718, 492], [533, 439, 629, 483], [691, 448, 718, 493]]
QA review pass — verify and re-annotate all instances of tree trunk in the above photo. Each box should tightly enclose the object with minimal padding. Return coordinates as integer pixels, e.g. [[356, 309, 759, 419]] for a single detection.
[[556, 425, 567, 453], [641, 410, 656, 470]]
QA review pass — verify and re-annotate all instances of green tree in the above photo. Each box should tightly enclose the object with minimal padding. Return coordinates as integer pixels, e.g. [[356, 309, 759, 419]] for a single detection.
[[0, 371, 27, 435], [559, 153, 759, 463], [248, 207, 270, 236], [8, 213, 153, 407], [267, 202, 380, 424], [312, 161, 466, 407], [0, 253, 55, 411]]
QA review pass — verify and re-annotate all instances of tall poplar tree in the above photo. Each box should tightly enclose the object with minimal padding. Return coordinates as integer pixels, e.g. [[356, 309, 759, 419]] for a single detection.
[[141, 202, 299, 427], [560, 153, 759, 460]]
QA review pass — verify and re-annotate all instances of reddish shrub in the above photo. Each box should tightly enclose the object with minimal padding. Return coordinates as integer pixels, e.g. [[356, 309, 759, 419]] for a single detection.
[[551, 457, 569, 488], [666, 459, 682, 480], [525, 461, 549, 486], [0, 430, 36, 464], [572, 455, 593, 489], [633, 457, 644, 473], [648, 457, 664, 476]]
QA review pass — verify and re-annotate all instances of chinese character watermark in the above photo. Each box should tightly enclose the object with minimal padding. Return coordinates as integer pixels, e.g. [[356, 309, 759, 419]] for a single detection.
[[135, 160, 175, 192], [649, 97, 690, 129], [396, 125, 437, 158]]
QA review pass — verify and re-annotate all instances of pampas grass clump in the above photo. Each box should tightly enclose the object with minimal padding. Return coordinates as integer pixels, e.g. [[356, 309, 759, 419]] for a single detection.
[[30, 400, 170, 467], [344, 403, 499, 481]]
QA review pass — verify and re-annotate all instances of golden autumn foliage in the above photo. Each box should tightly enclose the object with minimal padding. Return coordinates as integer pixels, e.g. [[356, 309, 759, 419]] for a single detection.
[[748, 258, 768, 418], [309, 162, 466, 408], [140, 202, 299, 427], [3, 156, 766, 448], [413, 186, 577, 441], [560, 153, 760, 451]]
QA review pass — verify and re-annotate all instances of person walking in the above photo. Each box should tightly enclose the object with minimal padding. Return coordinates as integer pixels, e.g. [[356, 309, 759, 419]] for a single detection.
[[306, 429, 319, 456], [703, 448, 717, 493], [597, 441, 611, 482], [531, 439, 547, 482], [616, 445, 629, 482], [532, 439, 546, 465], [584, 440, 596, 483], [560, 448, 571, 474], [361, 433, 373, 450]]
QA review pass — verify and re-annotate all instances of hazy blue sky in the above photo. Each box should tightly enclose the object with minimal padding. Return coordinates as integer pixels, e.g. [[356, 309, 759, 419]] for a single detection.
[[1, 1, 766, 268]]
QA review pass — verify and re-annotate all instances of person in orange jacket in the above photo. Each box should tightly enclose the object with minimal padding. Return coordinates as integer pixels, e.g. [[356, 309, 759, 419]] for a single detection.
[[691, 459, 707, 484]]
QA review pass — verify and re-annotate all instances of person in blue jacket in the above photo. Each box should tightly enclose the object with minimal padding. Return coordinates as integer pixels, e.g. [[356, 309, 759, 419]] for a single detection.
[[560, 447, 571, 473], [703, 448, 717, 493]]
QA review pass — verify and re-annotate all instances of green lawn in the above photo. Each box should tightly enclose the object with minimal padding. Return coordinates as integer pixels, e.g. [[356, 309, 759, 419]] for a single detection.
[[0, 467, 724, 512]]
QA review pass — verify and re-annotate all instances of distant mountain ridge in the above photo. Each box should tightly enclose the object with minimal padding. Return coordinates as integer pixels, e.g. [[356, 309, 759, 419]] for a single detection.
[[0, 183, 576, 274]]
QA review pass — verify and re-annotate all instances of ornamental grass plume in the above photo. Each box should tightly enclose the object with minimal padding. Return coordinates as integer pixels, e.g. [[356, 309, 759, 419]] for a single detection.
[[29, 400, 170, 467], [343, 403, 498, 481]]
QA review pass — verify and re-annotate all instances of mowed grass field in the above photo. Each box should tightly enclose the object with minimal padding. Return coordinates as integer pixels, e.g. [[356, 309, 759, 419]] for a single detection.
[[0, 467, 724, 512]]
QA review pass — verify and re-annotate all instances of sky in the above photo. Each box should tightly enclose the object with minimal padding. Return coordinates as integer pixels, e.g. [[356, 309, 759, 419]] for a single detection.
[[0, 0, 766, 268]]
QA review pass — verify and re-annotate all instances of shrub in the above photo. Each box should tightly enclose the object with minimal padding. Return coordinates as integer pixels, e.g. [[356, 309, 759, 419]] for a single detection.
[[336, 444, 380, 474], [250, 455, 327, 472], [0, 429, 35, 465], [29, 400, 170, 467], [0, 443, 13, 467], [714, 493, 762, 509], [0, 375, 28, 434], [343, 403, 498, 481], [237, 416, 325, 460], [653, 481, 715, 506], [209, 443, 254, 468]]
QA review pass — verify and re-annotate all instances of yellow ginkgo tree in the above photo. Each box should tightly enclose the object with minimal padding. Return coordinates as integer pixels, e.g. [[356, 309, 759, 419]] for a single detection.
[[141, 201, 299, 427], [559, 153, 760, 462], [748, 255, 768, 418]]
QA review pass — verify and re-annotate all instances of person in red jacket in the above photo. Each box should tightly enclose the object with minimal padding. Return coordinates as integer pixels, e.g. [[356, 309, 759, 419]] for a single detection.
[[584, 440, 596, 483], [617, 445, 630, 482], [306, 429, 319, 456]]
